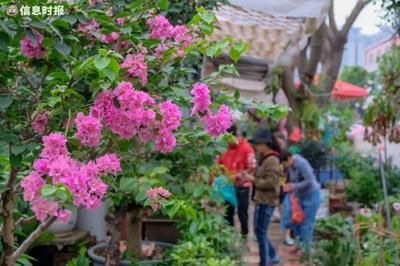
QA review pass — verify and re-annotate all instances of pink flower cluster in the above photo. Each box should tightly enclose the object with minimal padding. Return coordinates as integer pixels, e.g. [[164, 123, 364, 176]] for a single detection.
[[20, 30, 45, 59], [21, 133, 121, 223], [146, 187, 171, 211], [102, 32, 120, 44], [90, 81, 181, 153], [32, 111, 49, 134], [191, 83, 211, 115], [75, 112, 103, 148], [204, 105, 231, 137], [190, 83, 232, 136], [77, 19, 100, 34], [146, 15, 193, 58], [120, 53, 148, 84]]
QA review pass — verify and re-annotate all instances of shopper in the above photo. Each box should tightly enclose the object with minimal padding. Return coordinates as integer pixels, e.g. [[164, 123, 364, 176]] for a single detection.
[[249, 129, 282, 265], [273, 132, 295, 246], [218, 125, 256, 236], [280, 150, 321, 254]]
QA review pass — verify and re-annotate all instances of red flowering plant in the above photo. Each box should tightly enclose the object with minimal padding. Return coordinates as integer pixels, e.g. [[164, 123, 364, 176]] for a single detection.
[[0, 0, 288, 264]]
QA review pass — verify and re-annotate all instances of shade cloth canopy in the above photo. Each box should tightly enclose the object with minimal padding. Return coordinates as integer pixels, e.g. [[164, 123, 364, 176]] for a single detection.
[[331, 80, 368, 100], [295, 78, 369, 100]]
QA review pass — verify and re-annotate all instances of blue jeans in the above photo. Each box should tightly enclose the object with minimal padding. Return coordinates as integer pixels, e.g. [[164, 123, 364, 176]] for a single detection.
[[294, 189, 321, 251], [254, 204, 277, 266]]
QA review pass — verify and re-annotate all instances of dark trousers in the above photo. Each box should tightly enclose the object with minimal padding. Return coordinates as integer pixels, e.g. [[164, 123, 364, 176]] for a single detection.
[[226, 186, 250, 235]]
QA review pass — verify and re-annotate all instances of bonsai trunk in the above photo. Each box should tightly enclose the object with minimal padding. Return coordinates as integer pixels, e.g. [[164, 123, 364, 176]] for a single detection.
[[105, 205, 143, 265], [0, 167, 18, 266], [126, 206, 143, 258]]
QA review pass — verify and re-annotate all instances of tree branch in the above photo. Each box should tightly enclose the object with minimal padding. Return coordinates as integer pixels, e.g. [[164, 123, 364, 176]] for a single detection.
[[328, 0, 338, 33], [341, 0, 369, 35], [12, 216, 56, 261], [15, 216, 36, 227]]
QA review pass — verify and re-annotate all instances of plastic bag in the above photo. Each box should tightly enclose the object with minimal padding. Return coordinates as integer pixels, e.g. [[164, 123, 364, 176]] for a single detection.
[[290, 192, 304, 224], [212, 176, 238, 207]]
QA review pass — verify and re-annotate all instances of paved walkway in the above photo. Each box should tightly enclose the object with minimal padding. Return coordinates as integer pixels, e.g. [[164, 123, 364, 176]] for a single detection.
[[238, 203, 303, 266]]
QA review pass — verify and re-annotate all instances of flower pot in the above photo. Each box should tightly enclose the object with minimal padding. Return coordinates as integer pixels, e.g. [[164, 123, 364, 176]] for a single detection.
[[48, 207, 78, 234], [142, 217, 180, 244], [88, 242, 173, 266], [77, 201, 108, 242]]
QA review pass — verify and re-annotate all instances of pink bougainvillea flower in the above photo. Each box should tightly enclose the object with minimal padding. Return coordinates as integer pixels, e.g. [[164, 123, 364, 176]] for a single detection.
[[191, 82, 211, 115], [74, 112, 103, 148], [48, 155, 79, 184], [57, 209, 72, 224], [120, 53, 148, 84], [116, 17, 126, 25], [77, 19, 100, 34], [159, 100, 182, 130], [203, 105, 231, 137], [31, 198, 59, 222], [32, 111, 49, 134], [33, 158, 50, 175], [40, 132, 69, 159], [155, 128, 177, 153], [21, 171, 45, 202], [102, 32, 120, 43], [155, 44, 168, 59], [88, 0, 102, 6], [176, 48, 186, 58], [146, 187, 171, 200], [393, 202, 400, 212], [20, 30, 45, 59], [172, 25, 193, 47], [147, 15, 173, 41], [139, 126, 156, 143], [359, 208, 372, 217], [95, 153, 122, 176]]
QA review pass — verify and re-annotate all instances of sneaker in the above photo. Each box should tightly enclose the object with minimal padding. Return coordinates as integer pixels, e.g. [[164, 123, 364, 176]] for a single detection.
[[271, 255, 281, 264], [284, 236, 295, 246]]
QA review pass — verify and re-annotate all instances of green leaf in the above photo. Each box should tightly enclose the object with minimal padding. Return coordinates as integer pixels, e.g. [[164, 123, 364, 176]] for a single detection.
[[199, 12, 216, 24], [9, 154, 22, 167], [41, 185, 57, 198], [62, 14, 77, 25], [0, 20, 17, 37], [119, 177, 137, 191], [11, 145, 25, 155], [54, 40, 72, 56], [205, 46, 218, 57], [29, 20, 50, 31], [120, 26, 132, 34], [234, 89, 240, 99], [94, 56, 111, 70], [0, 32, 10, 50], [135, 190, 147, 202], [232, 41, 248, 54], [102, 58, 120, 81], [157, 0, 169, 10], [0, 95, 13, 110], [199, 23, 214, 35]]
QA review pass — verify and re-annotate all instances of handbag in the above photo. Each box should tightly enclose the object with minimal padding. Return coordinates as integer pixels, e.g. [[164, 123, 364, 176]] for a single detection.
[[290, 192, 304, 224], [212, 176, 238, 207]]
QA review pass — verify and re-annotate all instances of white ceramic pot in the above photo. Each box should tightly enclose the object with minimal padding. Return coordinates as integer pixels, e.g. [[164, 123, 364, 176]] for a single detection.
[[48, 207, 78, 233], [77, 201, 108, 242]]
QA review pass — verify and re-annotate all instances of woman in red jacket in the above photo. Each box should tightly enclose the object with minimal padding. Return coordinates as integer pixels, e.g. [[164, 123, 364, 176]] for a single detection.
[[218, 125, 256, 236]]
